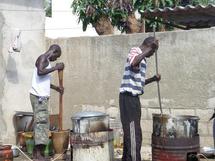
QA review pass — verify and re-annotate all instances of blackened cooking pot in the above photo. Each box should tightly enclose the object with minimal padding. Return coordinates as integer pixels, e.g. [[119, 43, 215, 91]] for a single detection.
[[152, 114, 199, 138]]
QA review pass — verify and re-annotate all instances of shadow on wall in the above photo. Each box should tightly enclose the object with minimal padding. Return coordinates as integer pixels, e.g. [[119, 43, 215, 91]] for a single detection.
[[6, 54, 19, 83], [0, 105, 7, 142], [0, 12, 5, 91]]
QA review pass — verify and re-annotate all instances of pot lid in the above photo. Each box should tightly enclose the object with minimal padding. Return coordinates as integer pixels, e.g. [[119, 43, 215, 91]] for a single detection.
[[201, 147, 215, 154], [15, 111, 33, 117], [71, 111, 108, 120]]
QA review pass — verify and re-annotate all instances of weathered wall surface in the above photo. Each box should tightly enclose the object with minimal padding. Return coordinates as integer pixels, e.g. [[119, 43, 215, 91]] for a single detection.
[[0, 12, 6, 144], [47, 28, 215, 147], [0, 0, 45, 143]]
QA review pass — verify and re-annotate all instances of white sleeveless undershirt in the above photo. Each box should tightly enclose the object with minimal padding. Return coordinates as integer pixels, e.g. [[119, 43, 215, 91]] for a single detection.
[[29, 63, 51, 97]]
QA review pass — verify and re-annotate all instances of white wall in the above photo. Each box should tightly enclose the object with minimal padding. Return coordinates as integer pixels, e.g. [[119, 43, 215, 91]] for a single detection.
[[45, 0, 98, 38], [0, 0, 45, 143]]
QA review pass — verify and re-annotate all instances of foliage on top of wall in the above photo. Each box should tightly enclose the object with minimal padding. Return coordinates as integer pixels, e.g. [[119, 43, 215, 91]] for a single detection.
[[71, 0, 178, 34], [71, 0, 215, 34], [44, 0, 52, 17]]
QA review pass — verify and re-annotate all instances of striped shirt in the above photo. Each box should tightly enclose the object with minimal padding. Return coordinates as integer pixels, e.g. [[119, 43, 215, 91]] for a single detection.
[[120, 47, 147, 96]]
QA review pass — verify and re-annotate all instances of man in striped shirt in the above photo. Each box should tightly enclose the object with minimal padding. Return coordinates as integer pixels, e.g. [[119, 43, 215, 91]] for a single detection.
[[119, 36, 160, 161]]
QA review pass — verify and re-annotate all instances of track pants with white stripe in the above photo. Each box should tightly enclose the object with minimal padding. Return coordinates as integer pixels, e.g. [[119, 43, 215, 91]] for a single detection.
[[119, 92, 142, 161]]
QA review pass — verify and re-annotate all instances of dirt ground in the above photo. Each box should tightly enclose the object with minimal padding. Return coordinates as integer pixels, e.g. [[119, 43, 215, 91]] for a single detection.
[[12, 146, 215, 161], [13, 156, 215, 161], [13, 154, 215, 161]]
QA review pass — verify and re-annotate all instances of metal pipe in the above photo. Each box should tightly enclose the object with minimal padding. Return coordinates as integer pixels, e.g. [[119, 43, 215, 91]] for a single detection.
[[153, 24, 163, 114]]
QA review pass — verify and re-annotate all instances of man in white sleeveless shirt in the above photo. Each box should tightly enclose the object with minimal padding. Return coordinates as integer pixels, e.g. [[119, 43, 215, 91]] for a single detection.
[[29, 44, 64, 161]]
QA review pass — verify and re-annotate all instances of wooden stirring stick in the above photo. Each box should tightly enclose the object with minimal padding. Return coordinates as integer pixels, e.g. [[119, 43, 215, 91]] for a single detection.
[[58, 70, 63, 131]]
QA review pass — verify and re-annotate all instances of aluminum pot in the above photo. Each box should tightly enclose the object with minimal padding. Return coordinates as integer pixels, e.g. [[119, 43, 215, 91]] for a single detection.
[[11, 146, 19, 157], [71, 111, 109, 133], [13, 111, 33, 132], [200, 147, 215, 158], [152, 114, 199, 138]]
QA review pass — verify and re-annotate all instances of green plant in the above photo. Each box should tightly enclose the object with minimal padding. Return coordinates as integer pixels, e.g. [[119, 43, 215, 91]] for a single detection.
[[72, 0, 132, 33], [44, 0, 52, 17], [135, 0, 177, 32], [110, 1, 141, 33], [111, 0, 177, 32], [110, 7, 129, 32], [71, 0, 178, 33], [190, 0, 215, 5], [72, 0, 111, 31]]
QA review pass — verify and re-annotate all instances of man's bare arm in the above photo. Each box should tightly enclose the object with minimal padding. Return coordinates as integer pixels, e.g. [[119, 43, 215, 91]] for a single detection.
[[36, 57, 64, 76], [131, 48, 154, 67], [131, 40, 158, 67], [145, 74, 161, 85], [51, 84, 64, 94]]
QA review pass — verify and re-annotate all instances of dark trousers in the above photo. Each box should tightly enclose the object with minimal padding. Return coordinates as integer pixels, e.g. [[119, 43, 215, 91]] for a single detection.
[[119, 92, 142, 161]]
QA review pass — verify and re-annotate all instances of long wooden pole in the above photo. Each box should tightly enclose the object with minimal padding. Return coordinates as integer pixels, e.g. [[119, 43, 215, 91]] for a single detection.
[[153, 25, 163, 114], [58, 70, 63, 130]]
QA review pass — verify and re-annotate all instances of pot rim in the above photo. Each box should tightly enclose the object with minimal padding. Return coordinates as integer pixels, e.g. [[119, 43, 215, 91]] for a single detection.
[[152, 113, 200, 120], [71, 111, 108, 120]]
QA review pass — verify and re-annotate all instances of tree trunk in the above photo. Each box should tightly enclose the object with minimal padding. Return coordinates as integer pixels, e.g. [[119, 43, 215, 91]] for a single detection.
[[159, 24, 166, 32], [139, 18, 145, 33], [94, 16, 114, 35], [126, 13, 141, 34]]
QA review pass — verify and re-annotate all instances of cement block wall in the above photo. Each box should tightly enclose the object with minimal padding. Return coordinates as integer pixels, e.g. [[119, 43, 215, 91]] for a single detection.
[[47, 28, 215, 147], [0, 0, 45, 143]]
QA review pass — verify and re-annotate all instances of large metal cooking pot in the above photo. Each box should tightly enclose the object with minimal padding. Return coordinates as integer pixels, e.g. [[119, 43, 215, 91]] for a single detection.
[[152, 114, 199, 138], [200, 147, 215, 158], [13, 111, 34, 132], [71, 111, 109, 133]]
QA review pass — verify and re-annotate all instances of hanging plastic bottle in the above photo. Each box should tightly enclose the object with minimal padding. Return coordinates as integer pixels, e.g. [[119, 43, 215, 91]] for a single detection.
[[8, 29, 22, 53]]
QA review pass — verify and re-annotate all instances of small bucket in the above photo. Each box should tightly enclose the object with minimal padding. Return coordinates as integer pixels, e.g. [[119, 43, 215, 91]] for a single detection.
[[52, 130, 69, 160]]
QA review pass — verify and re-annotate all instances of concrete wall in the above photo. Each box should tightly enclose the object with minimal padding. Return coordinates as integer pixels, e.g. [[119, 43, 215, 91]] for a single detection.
[[0, 0, 45, 143], [47, 27, 215, 147]]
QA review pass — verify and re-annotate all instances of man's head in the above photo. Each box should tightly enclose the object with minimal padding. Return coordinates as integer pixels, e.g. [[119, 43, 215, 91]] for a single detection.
[[140, 36, 158, 58], [142, 36, 156, 47], [48, 44, 61, 61]]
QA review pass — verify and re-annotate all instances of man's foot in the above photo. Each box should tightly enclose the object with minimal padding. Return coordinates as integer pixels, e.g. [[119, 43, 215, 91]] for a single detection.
[[33, 144, 46, 161], [33, 159, 50, 161]]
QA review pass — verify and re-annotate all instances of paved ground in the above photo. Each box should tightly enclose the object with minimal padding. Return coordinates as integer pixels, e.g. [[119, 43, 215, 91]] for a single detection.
[[13, 154, 215, 161], [13, 156, 215, 161], [12, 146, 215, 161]]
